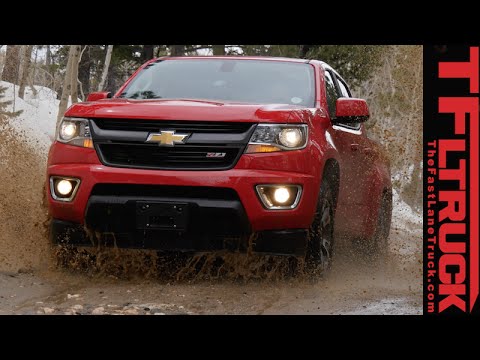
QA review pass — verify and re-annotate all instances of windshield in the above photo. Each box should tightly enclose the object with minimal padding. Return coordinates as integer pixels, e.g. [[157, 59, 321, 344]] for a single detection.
[[118, 59, 315, 107]]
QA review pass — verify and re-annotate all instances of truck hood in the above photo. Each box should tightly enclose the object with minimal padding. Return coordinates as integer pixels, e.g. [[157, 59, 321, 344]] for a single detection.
[[65, 98, 320, 123]]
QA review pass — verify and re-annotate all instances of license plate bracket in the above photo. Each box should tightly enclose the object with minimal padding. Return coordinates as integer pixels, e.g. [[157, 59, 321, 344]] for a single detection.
[[135, 202, 189, 230]]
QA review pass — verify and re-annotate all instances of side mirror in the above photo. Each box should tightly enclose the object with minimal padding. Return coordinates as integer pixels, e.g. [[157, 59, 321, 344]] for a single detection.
[[334, 98, 369, 123], [86, 92, 112, 102]]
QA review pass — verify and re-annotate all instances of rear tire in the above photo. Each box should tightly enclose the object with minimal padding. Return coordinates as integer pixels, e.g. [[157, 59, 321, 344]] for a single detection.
[[304, 179, 336, 278]]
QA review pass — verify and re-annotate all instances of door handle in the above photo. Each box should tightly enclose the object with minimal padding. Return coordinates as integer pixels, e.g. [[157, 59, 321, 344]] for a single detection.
[[351, 144, 360, 152], [363, 148, 373, 155]]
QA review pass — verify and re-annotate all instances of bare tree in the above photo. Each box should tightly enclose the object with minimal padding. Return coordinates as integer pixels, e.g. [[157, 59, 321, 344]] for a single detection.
[[57, 45, 81, 124], [18, 45, 34, 99], [45, 45, 52, 68], [170, 45, 185, 56], [98, 45, 113, 91], [142, 45, 154, 61], [78, 45, 94, 96], [1, 45, 21, 84], [70, 45, 81, 103], [29, 46, 38, 96], [76, 46, 89, 101], [299, 45, 311, 58]]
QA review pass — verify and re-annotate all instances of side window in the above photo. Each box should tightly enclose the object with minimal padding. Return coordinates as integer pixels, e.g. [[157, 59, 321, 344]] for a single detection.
[[324, 70, 340, 119], [337, 78, 351, 98]]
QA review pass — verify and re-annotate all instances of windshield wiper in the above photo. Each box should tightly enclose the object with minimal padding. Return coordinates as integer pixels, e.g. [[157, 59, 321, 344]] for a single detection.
[[172, 98, 225, 105]]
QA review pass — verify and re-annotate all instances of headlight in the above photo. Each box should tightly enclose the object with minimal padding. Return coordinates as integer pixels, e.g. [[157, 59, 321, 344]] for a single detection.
[[278, 128, 303, 148], [246, 124, 308, 153], [60, 121, 78, 140], [56, 117, 93, 148]]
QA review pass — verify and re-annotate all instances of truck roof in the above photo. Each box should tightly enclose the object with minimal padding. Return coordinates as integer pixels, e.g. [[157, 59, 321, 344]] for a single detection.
[[157, 56, 313, 64]]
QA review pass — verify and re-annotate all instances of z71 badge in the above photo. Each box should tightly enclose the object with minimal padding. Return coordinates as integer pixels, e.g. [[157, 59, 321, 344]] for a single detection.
[[206, 152, 226, 158]]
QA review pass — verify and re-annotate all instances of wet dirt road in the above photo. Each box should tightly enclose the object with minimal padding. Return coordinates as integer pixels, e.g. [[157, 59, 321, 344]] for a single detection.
[[0, 217, 421, 315]]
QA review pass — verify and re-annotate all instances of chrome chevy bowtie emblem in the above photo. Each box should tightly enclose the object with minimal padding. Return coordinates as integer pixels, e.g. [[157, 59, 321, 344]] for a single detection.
[[146, 130, 190, 146]]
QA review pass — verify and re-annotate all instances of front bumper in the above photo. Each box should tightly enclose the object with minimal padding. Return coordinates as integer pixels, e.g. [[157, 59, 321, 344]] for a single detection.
[[47, 165, 318, 232], [47, 144, 319, 254]]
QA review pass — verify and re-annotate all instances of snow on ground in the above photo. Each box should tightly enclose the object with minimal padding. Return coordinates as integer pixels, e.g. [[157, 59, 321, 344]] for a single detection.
[[1, 81, 59, 158], [390, 188, 422, 256], [392, 188, 422, 228], [343, 297, 421, 315]]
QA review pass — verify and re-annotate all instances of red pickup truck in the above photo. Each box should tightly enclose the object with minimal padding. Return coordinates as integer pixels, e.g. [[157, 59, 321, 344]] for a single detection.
[[47, 56, 392, 275]]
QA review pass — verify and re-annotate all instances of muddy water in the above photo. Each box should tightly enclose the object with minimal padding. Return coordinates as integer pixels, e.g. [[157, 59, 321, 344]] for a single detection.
[[0, 118, 421, 315], [0, 241, 421, 315], [0, 221, 421, 314]]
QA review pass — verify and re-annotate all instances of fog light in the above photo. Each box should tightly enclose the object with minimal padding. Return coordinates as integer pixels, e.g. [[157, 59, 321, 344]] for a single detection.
[[273, 187, 290, 204], [256, 185, 302, 210], [56, 180, 73, 196], [50, 177, 80, 202]]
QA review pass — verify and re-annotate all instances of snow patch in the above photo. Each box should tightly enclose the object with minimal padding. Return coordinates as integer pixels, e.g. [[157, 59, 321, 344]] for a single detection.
[[392, 188, 422, 228], [1, 81, 59, 158], [343, 297, 421, 315], [390, 188, 422, 256]]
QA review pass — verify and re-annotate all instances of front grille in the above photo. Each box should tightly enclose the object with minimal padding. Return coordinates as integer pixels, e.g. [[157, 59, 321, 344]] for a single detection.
[[94, 118, 252, 134], [90, 118, 255, 170], [97, 143, 241, 170]]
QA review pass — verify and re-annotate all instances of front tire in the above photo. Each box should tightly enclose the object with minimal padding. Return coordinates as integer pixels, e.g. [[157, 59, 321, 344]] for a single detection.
[[376, 191, 392, 255], [364, 190, 392, 260], [304, 179, 336, 277]]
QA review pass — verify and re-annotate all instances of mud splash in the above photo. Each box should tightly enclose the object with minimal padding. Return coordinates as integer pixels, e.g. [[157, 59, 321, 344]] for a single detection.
[[53, 232, 411, 284], [54, 244, 306, 283], [0, 119, 51, 272], [54, 246, 160, 278]]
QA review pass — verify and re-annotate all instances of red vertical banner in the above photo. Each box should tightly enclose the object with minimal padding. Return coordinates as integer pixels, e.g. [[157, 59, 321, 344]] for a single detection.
[[425, 46, 480, 314], [470, 90, 479, 312]]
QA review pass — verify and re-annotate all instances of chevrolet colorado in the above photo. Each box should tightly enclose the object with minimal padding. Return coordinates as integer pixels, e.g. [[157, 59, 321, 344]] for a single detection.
[[47, 56, 392, 274]]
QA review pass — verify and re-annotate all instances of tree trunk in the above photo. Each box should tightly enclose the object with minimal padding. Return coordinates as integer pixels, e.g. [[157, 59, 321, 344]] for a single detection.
[[78, 45, 91, 96], [29, 46, 38, 96], [1, 45, 21, 84], [57, 46, 76, 124], [299, 45, 311, 58], [142, 45, 154, 61], [106, 64, 117, 94], [170, 45, 185, 56], [18, 45, 34, 99], [70, 45, 81, 103], [98, 45, 113, 91], [45, 45, 51, 67], [212, 45, 225, 55]]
